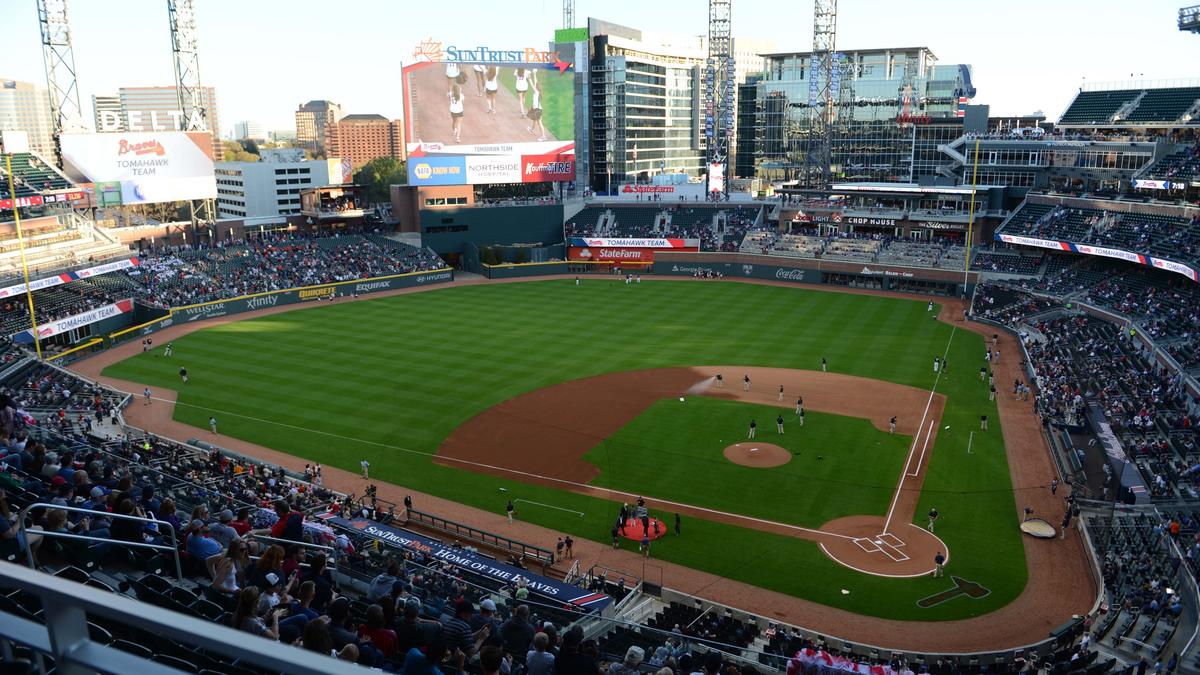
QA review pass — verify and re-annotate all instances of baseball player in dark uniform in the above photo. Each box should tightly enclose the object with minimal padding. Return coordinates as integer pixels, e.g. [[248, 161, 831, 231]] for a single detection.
[[748, 419, 757, 438], [927, 507, 939, 531], [179, 367, 188, 383], [776, 414, 784, 434], [889, 416, 897, 433], [933, 551, 946, 577]]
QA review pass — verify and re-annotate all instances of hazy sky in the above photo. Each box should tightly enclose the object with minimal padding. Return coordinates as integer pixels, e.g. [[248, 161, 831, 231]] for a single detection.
[[1, 0, 1195, 134]]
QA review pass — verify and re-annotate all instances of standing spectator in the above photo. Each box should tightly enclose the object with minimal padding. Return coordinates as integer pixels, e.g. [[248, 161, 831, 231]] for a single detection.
[[527, 632, 555, 675], [501, 604, 535, 656]]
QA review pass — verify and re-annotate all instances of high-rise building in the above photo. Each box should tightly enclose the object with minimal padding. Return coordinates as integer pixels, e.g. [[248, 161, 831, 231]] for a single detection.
[[735, 47, 977, 183], [115, 86, 223, 159], [324, 114, 404, 169], [91, 94, 123, 132], [295, 100, 342, 152], [0, 79, 57, 162], [233, 120, 268, 142]]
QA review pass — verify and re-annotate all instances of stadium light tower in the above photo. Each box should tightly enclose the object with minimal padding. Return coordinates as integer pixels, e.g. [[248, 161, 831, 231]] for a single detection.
[[37, 0, 86, 163], [563, 0, 574, 29], [803, 0, 837, 188], [168, 0, 216, 238], [1181, 5, 1200, 33], [705, 0, 733, 200]]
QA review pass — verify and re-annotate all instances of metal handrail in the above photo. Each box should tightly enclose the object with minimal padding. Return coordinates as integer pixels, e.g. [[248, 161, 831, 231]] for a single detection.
[[17, 502, 184, 580], [406, 507, 554, 564], [0, 564, 364, 675]]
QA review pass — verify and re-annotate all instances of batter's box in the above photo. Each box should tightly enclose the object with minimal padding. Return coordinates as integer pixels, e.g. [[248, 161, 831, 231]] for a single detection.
[[876, 533, 906, 549], [853, 537, 880, 553]]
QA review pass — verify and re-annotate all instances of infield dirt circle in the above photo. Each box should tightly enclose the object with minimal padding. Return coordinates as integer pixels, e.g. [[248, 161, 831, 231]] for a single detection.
[[723, 442, 792, 468]]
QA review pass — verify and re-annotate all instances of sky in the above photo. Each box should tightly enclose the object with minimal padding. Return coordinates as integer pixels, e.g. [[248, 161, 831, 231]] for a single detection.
[[0, 0, 1196, 135]]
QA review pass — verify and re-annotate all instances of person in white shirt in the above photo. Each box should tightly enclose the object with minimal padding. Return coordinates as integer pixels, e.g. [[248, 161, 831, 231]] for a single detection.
[[527, 80, 546, 141], [472, 64, 487, 97], [449, 84, 465, 143], [445, 62, 462, 96], [514, 68, 530, 116], [484, 66, 499, 113]]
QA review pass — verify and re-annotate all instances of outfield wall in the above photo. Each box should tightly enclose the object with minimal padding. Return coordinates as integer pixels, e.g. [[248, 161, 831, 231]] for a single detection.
[[106, 268, 455, 346]]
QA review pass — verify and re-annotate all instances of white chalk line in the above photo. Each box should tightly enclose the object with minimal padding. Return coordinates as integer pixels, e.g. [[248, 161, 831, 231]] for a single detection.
[[966, 430, 976, 455], [129, 392, 858, 542], [881, 325, 958, 534], [905, 419, 936, 478], [515, 498, 585, 517]]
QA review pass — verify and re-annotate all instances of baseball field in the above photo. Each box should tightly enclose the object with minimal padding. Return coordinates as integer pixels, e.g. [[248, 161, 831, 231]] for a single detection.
[[100, 279, 1028, 622]]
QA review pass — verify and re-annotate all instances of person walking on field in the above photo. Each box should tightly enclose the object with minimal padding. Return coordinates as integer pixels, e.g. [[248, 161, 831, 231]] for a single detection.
[[640, 533, 650, 558], [778, 384, 785, 401], [743, 374, 751, 392], [889, 416, 897, 433], [143, 388, 152, 406], [209, 416, 218, 434], [179, 367, 188, 383], [748, 419, 757, 439], [776, 414, 785, 434], [674, 513, 681, 536], [980, 414, 988, 430], [360, 460, 370, 480], [1051, 477, 1060, 496], [927, 507, 939, 532], [715, 373, 723, 389], [989, 385, 996, 401], [164, 342, 173, 357], [798, 409, 805, 427], [821, 357, 827, 372], [933, 357, 940, 373], [933, 551, 946, 578], [564, 536, 574, 559], [795, 397, 804, 416], [506, 499, 515, 524]]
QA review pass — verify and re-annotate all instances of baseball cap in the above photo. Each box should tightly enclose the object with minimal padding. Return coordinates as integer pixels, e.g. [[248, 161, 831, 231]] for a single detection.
[[51, 475, 67, 487], [265, 572, 281, 586], [219, 509, 234, 522], [480, 599, 497, 612], [189, 519, 205, 531], [90, 486, 105, 499]]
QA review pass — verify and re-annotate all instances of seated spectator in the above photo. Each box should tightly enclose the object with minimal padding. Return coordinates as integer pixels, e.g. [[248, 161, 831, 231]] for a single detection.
[[303, 552, 336, 612], [229, 507, 253, 536], [289, 580, 321, 622], [209, 539, 251, 596], [301, 619, 335, 657], [368, 560, 401, 601], [358, 604, 399, 658], [158, 499, 181, 538], [250, 544, 286, 590], [231, 586, 306, 640], [396, 596, 440, 654], [0, 492, 27, 558], [607, 646, 644, 675], [268, 499, 305, 541], [556, 626, 599, 675], [209, 509, 241, 549], [281, 543, 305, 579], [404, 633, 462, 675], [186, 519, 223, 561]]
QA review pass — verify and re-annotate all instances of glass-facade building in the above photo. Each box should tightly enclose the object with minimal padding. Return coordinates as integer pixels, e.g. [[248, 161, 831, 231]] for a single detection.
[[736, 47, 977, 184]]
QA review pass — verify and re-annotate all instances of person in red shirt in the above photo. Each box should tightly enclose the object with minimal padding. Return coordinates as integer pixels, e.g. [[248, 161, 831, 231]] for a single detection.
[[229, 507, 253, 537], [281, 544, 304, 580], [357, 604, 398, 657], [267, 500, 304, 541]]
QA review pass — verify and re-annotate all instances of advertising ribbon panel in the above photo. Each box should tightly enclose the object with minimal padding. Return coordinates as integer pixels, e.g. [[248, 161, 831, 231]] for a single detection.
[[324, 516, 611, 611], [568, 238, 699, 248], [0, 257, 142, 299], [995, 234, 1198, 283], [13, 299, 134, 343]]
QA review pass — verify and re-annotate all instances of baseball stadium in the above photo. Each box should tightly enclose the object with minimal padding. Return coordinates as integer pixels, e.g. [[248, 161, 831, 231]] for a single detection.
[[0, 2, 1199, 675]]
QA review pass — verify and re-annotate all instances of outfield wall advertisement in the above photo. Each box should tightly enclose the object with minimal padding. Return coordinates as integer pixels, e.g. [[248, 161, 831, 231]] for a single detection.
[[567, 237, 700, 264], [59, 132, 217, 206], [403, 40, 575, 186], [995, 233, 1198, 283], [13, 299, 134, 343], [0, 257, 141, 298]]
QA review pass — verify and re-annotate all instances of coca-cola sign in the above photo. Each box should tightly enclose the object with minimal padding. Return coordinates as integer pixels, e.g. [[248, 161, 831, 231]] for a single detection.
[[775, 269, 805, 281]]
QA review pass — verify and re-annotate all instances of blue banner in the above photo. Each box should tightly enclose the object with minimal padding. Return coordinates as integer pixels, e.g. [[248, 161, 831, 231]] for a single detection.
[[408, 156, 469, 186], [325, 517, 612, 611]]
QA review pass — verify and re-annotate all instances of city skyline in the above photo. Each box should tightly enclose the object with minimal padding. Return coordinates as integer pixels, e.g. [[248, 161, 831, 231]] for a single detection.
[[0, 0, 1195, 134]]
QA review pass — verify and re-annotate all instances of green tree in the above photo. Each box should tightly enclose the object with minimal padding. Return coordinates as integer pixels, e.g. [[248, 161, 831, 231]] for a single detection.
[[221, 140, 258, 162], [353, 157, 407, 204]]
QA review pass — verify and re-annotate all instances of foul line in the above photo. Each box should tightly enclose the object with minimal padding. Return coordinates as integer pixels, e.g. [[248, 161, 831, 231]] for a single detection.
[[966, 430, 975, 455], [129, 393, 858, 542], [904, 419, 936, 478], [514, 498, 585, 517], [881, 325, 958, 534]]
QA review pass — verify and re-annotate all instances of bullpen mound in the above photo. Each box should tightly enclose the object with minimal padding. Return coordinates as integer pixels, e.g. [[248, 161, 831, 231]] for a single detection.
[[723, 442, 792, 468]]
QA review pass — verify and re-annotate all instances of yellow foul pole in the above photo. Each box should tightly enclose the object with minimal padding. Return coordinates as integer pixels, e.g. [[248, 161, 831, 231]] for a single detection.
[[963, 137, 982, 290], [5, 154, 44, 360]]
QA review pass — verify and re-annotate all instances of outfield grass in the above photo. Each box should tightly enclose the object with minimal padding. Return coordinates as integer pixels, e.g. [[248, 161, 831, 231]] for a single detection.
[[500, 68, 573, 142], [103, 280, 1025, 621], [588, 397, 911, 528]]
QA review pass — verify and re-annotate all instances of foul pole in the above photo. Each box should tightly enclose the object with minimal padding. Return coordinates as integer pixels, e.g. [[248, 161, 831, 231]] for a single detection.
[[5, 154, 44, 360], [962, 137, 982, 290]]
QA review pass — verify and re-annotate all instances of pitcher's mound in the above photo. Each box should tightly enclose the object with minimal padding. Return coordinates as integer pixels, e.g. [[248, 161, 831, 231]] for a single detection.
[[723, 443, 791, 468]]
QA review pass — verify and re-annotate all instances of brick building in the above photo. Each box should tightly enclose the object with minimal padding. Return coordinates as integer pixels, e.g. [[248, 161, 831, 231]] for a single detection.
[[324, 114, 405, 169]]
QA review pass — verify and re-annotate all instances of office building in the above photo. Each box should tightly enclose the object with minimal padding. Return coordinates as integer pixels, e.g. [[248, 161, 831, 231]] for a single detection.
[[215, 156, 344, 220], [295, 100, 342, 152], [0, 79, 56, 162], [115, 86, 223, 159], [233, 120, 268, 142], [91, 94, 123, 132], [324, 114, 404, 169]]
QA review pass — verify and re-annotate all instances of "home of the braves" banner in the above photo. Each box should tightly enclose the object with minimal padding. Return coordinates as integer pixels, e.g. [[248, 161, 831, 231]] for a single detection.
[[324, 517, 611, 611]]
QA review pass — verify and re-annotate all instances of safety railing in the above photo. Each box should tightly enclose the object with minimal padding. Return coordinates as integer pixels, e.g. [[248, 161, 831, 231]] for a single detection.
[[17, 503, 184, 581], [405, 507, 555, 566], [0, 564, 363, 675]]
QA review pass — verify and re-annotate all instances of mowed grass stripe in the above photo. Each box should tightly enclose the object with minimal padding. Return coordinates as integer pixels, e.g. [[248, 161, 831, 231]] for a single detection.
[[103, 280, 1024, 621]]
